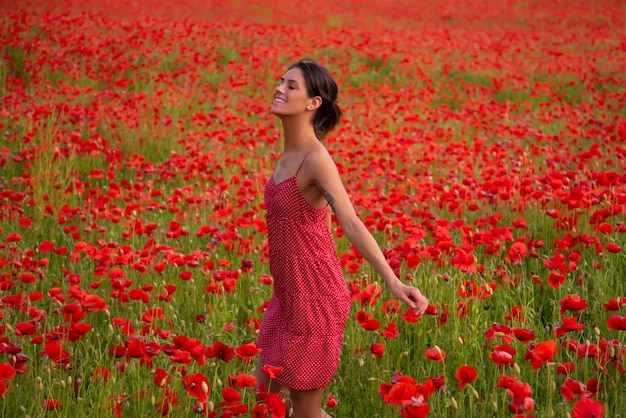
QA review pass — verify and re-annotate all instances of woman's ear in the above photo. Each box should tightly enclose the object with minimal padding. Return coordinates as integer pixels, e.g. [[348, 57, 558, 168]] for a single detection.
[[307, 96, 322, 110]]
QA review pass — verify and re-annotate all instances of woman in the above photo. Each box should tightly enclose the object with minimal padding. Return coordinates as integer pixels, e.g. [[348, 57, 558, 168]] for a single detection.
[[255, 59, 429, 418]]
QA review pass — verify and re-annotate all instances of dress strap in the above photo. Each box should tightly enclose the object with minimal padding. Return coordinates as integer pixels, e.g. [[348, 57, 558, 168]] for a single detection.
[[295, 152, 310, 176]]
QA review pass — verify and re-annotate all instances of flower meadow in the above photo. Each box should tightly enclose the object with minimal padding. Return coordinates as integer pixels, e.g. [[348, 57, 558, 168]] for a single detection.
[[1, 0, 626, 416]]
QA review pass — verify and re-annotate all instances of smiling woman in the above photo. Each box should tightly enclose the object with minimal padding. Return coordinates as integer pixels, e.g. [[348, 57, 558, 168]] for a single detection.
[[254, 59, 428, 417]]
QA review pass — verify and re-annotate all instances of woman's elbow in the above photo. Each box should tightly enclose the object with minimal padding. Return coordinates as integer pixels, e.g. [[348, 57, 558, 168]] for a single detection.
[[340, 217, 365, 241]]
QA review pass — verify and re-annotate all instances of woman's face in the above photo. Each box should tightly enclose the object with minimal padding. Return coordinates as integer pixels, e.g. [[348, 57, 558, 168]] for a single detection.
[[270, 67, 311, 116]]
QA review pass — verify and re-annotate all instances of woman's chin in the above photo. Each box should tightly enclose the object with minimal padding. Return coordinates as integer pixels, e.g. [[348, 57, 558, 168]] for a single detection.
[[269, 106, 287, 116]]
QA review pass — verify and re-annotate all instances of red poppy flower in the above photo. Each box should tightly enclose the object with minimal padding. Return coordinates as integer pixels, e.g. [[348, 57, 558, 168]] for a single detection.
[[456, 300, 471, 318], [263, 392, 287, 416], [220, 387, 248, 415], [359, 283, 382, 306], [206, 341, 234, 363], [234, 342, 261, 364], [261, 364, 283, 379], [506, 381, 533, 412], [559, 295, 588, 315], [6, 233, 22, 243], [525, 340, 557, 369], [356, 310, 381, 330], [606, 242, 621, 253], [41, 341, 70, 365], [586, 378, 601, 395], [486, 323, 514, 343], [607, 314, 626, 330], [156, 388, 179, 416], [168, 349, 191, 365], [42, 398, 61, 411], [228, 372, 257, 389], [507, 394, 534, 414], [382, 299, 400, 315], [560, 377, 589, 402], [454, 365, 477, 389], [554, 317, 585, 337], [92, 367, 111, 382], [370, 343, 385, 359], [424, 346, 446, 362], [381, 321, 400, 339], [577, 342, 600, 359], [0, 363, 16, 380], [457, 280, 477, 298], [153, 368, 171, 388], [182, 372, 210, 403], [326, 395, 338, 408], [451, 249, 478, 273], [556, 362, 575, 375], [18, 272, 37, 284], [62, 303, 84, 322], [507, 242, 528, 264], [489, 344, 516, 367], [603, 297, 626, 311], [401, 307, 421, 323], [380, 380, 417, 406], [512, 327, 536, 344], [572, 398, 605, 418], [547, 271, 566, 289], [505, 306, 526, 323]]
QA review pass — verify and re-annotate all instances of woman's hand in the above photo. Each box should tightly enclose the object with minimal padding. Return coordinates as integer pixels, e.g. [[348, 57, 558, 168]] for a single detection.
[[389, 281, 429, 314]]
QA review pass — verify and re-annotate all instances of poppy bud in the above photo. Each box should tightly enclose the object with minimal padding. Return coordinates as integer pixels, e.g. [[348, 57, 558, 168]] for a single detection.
[[471, 387, 479, 399], [202, 381, 209, 394], [492, 400, 498, 411], [450, 397, 458, 409], [513, 363, 521, 374]]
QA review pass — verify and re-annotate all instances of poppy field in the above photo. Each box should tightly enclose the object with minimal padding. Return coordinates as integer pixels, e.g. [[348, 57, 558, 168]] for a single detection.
[[1, 0, 626, 416]]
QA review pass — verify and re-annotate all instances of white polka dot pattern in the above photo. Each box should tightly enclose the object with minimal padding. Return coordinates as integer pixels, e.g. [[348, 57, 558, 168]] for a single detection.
[[257, 158, 352, 391]]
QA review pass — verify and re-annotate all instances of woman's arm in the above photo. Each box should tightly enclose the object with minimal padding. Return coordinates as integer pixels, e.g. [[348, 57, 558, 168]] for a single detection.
[[307, 150, 429, 313]]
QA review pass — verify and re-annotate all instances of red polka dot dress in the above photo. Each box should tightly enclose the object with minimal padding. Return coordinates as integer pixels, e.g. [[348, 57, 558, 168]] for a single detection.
[[257, 156, 352, 390]]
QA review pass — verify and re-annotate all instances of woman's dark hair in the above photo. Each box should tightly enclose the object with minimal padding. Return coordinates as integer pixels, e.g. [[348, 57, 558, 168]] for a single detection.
[[289, 58, 343, 140]]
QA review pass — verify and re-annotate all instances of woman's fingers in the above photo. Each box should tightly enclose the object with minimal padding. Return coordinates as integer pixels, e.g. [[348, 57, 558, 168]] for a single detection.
[[410, 288, 428, 314]]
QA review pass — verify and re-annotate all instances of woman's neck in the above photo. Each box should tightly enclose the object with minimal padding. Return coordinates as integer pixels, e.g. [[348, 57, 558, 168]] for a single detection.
[[280, 117, 318, 153]]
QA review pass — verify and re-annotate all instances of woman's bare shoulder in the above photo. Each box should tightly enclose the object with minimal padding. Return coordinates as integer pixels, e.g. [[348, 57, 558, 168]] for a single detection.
[[302, 146, 341, 182], [306, 146, 334, 167]]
